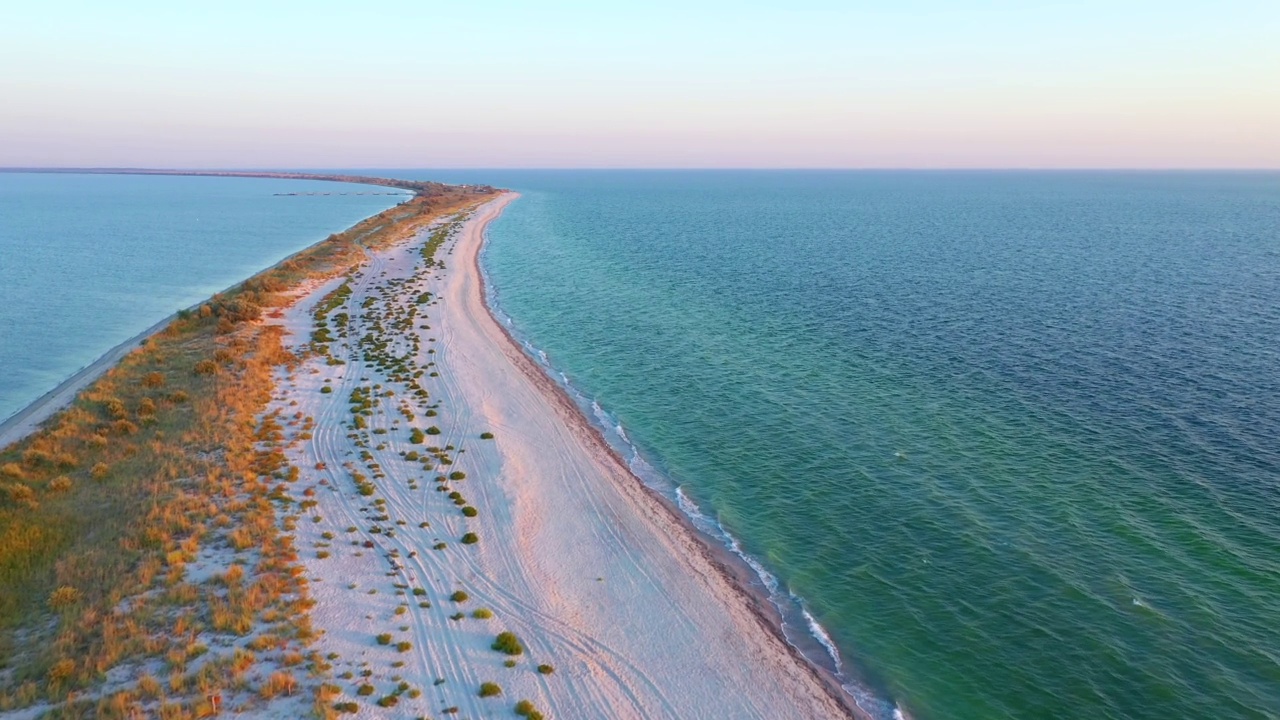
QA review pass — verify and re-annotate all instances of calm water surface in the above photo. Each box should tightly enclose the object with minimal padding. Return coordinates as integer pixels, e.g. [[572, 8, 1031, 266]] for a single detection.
[[416, 170, 1280, 720], [0, 173, 403, 422]]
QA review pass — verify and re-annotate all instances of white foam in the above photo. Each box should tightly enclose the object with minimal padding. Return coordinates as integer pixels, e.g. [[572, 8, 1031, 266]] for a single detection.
[[802, 604, 843, 672], [482, 276, 902, 720]]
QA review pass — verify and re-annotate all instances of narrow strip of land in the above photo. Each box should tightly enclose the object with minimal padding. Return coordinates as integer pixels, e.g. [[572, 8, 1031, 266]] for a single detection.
[[269, 194, 858, 719], [0, 168, 496, 195]]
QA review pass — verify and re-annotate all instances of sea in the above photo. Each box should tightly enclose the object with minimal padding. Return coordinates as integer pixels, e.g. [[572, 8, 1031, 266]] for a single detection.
[[5, 170, 1280, 719], [0, 172, 406, 423], [425, 169, 1280, 720]]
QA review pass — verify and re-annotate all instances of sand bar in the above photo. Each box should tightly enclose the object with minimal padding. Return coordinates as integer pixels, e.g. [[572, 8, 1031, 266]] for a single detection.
[[268, 194, 858, 718]]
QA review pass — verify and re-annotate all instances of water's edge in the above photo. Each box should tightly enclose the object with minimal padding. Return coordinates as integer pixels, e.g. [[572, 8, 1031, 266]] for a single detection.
[[0, 188, 412, 449], [474, 202, 905, 720]]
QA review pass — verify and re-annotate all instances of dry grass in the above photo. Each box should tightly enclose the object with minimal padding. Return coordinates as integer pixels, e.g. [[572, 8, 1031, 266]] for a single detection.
[[0, 179, 494, 714]]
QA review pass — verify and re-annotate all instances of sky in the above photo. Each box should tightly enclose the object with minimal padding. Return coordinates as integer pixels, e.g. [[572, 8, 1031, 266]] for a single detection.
[[1, 0, 1277, 168]]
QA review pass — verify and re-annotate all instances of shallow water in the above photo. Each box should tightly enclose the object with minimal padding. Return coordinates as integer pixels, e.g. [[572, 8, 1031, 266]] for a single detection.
[[412, 170, 1280, 720], [0, 173, 404, 422]]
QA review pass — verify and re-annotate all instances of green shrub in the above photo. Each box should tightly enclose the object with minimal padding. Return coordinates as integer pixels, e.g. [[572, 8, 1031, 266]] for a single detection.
[[448, 471, 466, 480], [376, 633, 392, 645], [333, 701, 358, 713], [461, 506, 478, 517], [491, 631, 523, 656], [320, 385, 333, 394], [480, 432, 494, 439], [537, 664, 554, 675], [478, 682, 502, 698], [377, 695, 399, 707], [425, 426, 441, 435], [396, 641, 412, 652], [472, 608, 493, 619], [450, 591, 468, 603], [409, 428, 425, 444], [356, 684, 375, 696], [461, 532, 478, 544]]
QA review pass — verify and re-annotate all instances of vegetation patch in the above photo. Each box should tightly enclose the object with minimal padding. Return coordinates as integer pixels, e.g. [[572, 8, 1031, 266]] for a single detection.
[[492, 631, 525, 656], [0, 175, 492, 715]]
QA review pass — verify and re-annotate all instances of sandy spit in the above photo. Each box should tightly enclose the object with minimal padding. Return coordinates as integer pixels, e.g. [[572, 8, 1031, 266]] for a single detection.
[[269, 194, 859, 719]]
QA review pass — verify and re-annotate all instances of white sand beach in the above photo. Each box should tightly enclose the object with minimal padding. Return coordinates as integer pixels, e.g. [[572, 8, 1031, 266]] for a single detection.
[[266, 194, 857, 719]]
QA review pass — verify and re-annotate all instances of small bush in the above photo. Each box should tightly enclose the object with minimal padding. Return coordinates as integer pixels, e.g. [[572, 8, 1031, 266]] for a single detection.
[[478, 681, 502, 698], [333, 701, 358, 713], [461, 506, 478, 517], [48, 586, 80, 610], [320, 386, 333, 394], [396, 641, 412, 652], [472, 608, 493, 619], [90, 462, 110, 481], [377, 695, 399, 707], [448, 471, 466, 480], [412, 587, 427, 596], [461, 532, 478, 545], [425, 426, 441, 435], [450, 591, 469, 603], [491, 631, 524, 656], [537, 664, 555, 675], [376, 633, 392, 646], [356, 683, 374, 696], [480, 432, 494, 439], [409, 428, 425, 444]]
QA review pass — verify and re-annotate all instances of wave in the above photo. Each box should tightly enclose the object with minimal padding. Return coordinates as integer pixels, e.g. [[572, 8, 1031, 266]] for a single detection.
[[478, 240, 902, 720]]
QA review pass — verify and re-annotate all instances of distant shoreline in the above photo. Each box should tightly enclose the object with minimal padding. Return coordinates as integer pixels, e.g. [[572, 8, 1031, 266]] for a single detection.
[[0, 170, 484, 453], [0, 167, 497, 193]]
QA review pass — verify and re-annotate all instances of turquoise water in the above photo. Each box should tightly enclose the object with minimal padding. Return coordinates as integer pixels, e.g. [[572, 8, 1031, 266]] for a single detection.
[[416, 170, 1279, 719], [0, 173, 405, 423]]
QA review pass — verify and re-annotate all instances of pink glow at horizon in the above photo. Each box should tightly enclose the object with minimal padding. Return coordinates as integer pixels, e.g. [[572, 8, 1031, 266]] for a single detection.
[[2, 1, 1277, 169]]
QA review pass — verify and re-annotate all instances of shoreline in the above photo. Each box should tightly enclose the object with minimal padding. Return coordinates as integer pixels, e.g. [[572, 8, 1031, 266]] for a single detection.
[[469, 199, 872, 718], [0, 314, 175, 451], [264, 191, 860, 718], [0, 171, 440, 453]]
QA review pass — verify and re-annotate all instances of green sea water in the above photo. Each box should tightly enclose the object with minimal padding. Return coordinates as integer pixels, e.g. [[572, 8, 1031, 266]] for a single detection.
[[441, 170, 1280, 719]]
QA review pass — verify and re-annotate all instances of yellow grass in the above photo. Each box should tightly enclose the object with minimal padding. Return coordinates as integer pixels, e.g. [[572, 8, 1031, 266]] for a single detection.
[[0, 179, 493, 714]]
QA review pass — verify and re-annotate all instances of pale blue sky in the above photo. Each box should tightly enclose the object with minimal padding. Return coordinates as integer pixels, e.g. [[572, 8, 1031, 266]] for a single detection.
[[2, 0, 1277, 167]]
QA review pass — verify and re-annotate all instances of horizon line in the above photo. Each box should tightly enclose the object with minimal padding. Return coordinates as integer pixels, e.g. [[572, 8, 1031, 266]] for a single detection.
[[3, 166, 1279, 173]]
